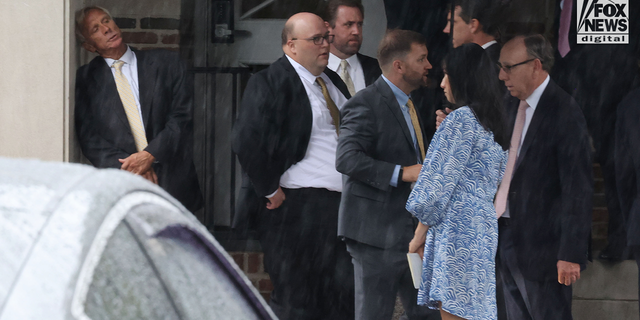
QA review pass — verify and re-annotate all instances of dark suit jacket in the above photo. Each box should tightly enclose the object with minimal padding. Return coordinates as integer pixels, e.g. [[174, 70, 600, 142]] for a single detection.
[[75, 49, 203, 212], [615, 88, 640, 246], [503, 79, 593, 281], [336, 77, 427, 249], [484, 42, 501, 65], [231, 55, 351, 232], [356, 53, 382, 87]]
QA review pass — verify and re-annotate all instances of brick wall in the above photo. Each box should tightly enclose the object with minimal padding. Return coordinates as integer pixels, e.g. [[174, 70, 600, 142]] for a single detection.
[[229, 252, 273, 302], [113, 17, 180, 51], [592, 164, 608, 250]]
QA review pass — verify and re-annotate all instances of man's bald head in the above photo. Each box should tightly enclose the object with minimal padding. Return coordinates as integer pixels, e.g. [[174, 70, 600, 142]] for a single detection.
[[281, 12, 331, 76], [281, 12, 326, 46]]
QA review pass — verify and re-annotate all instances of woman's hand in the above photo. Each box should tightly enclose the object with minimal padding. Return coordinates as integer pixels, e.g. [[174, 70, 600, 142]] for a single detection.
[[408, 237, 425, 259], [408, 223, 429, 259]]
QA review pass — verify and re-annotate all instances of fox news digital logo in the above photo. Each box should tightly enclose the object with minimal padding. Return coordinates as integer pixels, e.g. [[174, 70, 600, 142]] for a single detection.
[[577, 0, 629, 44]]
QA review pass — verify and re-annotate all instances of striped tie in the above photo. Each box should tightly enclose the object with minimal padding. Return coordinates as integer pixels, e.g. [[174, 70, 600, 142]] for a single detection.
[[112, 60, 148, 152], [340, 59, 356, 96]]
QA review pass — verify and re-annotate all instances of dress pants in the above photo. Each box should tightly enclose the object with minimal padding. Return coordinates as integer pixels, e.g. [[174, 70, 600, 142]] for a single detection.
[[497, 221, 573, 320], [256, 188, 354, 320], [345, 239, 440, 320]]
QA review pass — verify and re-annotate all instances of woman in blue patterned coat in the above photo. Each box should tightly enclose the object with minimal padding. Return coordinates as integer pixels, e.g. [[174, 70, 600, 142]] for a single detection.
[[406, 43, 509, 320]]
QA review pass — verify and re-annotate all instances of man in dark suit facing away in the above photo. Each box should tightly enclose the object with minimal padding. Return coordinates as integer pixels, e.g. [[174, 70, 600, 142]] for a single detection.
[[324, 0, 382, 95], [614, 86, 640, 318], [495, 34, 592, 320], [74, 6, 202, 213], [232, 12, 353, 320], [336, 29, 440, 320], [442, 0, 502, 63]]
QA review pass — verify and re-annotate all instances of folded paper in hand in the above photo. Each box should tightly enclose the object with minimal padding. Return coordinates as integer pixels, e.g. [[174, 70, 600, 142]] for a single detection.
[[407, 253, 422, 289]]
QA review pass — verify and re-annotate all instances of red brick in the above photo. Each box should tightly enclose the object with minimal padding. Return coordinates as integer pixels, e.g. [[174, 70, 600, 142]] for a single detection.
[[258, 279, 274, 292], [247, 252, 261, 273], [229, 252, 244, 270], [162, 34, 180, 45], [122, 32, 158, 44]]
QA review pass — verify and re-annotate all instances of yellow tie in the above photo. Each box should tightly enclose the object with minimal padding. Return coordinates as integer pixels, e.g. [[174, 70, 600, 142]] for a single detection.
[[340, 59, 356, 96], [407, 99, 425, 160], [112, 60, 148, 152], [316, 77, 341, 135]]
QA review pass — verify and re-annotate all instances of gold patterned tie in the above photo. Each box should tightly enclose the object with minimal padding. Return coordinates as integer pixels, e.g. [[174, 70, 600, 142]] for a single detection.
[[112, 60, 148, 152], [406, 99, 425, 160], [316, 77, 341, 135], [340, 59, 356, 96]]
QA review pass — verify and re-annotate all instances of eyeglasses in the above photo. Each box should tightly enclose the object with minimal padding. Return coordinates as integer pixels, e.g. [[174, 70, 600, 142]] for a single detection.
[[291, 34, 335, 45], [497, 59, 537, 74]]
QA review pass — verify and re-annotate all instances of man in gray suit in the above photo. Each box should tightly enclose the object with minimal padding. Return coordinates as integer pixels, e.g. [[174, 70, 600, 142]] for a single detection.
[[336, 29, 439, 320]]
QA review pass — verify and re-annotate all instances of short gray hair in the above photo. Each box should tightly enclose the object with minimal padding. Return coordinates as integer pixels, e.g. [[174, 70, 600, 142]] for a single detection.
[[75, 6, 112, 44], [522, 34, 554, 72]]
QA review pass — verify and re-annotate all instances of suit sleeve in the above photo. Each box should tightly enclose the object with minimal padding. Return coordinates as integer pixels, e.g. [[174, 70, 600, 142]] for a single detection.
[[406, 109, 475, 226], [336, 95, 397, 191], [144, 56, 193, 163], [556, 104, 594, 264], [615, 94, 640, 243], [231, 73, 282, 197], [74, 68, 130, 168]]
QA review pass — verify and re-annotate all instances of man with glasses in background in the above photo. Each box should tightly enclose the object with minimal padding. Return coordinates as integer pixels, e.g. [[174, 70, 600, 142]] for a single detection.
[[495, 34, 592, 320], [232, 12, 353, 320]]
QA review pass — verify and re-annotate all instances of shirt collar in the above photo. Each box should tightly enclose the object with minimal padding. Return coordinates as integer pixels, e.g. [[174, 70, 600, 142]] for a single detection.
[[382, 74, 410, 107], [286, 54, 330, 85], [328, 52, 359, 72], [481, 40, 497, 50], [104, 45, 134, 67], [524, 75, 550, 110]]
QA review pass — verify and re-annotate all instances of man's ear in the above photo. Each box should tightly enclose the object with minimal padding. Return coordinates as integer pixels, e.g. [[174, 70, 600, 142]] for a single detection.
[[82, 41, 97, 53], [287, 40, 296, 55], [469, 19, 481, 34], [325, 21, 332, 32], [392, 59, 404, 74]]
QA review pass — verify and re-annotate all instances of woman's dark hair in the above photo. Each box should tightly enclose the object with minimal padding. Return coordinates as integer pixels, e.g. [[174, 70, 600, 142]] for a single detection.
[[443, 43, 509, 150]]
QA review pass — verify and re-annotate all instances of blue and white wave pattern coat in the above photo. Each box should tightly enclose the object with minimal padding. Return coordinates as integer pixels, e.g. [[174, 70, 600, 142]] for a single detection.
[[406, 106, 508, 320]]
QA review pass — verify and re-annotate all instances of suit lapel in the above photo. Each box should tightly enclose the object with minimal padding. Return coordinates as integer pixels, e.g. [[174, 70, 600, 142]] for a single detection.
[[94, 59, 130, 130], [375, 78, 415, 150], [514, 81, 555, 170], [278, 56, 313, 133], [135, 50, 156, 131]]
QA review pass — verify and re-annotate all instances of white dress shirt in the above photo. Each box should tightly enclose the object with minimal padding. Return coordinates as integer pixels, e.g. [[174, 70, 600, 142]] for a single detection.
[[481, 40, 498, 50], [275, 55, 348, 194], [103, 46, 144, 128], [328, 53, 366, 93]]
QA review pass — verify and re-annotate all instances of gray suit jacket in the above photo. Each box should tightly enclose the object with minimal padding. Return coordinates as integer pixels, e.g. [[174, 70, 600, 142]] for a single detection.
[[336, 77, 427, 249]]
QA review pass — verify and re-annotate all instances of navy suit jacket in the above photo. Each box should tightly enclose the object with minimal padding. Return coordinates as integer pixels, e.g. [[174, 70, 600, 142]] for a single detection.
[[75, 49, 203, 212], [502, 79, 593, 281], [356, 53, 382, 87], [615, 88, 640, 246], [231, 55, 351, 233]]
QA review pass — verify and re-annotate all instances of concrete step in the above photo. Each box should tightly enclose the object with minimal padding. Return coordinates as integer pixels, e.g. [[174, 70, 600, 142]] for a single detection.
[[573, 254, 639, 320]]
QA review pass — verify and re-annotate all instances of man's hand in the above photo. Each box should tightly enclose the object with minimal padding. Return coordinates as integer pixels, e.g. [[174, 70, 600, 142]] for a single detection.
[[557, 260, 581, 286], [435, 107, 453, 130], [140, 167, 158, 184], [266, 187, 286, 210], [119, 151, 155, 175], [402, 164, 423, 183]]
